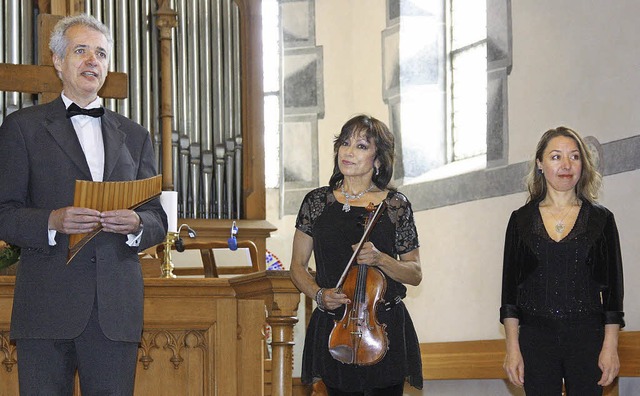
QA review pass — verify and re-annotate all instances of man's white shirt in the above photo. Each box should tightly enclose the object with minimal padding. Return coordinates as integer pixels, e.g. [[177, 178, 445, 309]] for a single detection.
[[48, 94, 142, 247]]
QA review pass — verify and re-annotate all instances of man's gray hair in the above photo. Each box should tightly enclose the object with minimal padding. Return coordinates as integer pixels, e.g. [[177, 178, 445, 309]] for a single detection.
[[49, 14, 113, 59]]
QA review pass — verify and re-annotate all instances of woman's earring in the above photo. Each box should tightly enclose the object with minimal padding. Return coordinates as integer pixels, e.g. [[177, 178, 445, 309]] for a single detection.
[[375, 167, 380, 176], [537, 168, 543, 175]]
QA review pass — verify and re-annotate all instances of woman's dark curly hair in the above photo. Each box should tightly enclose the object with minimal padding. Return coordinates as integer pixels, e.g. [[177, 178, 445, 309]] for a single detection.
[[328, 114, 395, 191]]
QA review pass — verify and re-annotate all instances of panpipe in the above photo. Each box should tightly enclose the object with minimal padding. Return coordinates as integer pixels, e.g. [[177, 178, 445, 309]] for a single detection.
[[67, 174, 163, 263]]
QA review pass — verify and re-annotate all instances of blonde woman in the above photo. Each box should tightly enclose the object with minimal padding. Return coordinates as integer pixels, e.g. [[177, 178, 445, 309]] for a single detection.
[[501, 127, 624, 395]]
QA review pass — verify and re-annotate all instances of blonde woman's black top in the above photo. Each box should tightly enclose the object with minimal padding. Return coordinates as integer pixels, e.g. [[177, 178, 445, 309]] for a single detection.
[[500, 199, 624, 327]]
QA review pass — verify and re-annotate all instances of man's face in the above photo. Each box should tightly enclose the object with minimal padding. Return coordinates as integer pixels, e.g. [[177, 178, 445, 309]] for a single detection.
[[53, 24, 109, 106]]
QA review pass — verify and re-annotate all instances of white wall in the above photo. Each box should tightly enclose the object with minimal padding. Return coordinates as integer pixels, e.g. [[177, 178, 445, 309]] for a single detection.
[[266, 1, 640, 394], [509, 1, 640, 159]]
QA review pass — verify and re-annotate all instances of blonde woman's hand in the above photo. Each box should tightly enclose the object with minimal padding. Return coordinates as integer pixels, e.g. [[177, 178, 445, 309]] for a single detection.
[[503, 347, 525, 387], [597, 342, 620, 386]]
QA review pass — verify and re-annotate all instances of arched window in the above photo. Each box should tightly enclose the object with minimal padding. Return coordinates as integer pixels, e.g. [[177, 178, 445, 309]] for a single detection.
[[263, 0, 512, 213]]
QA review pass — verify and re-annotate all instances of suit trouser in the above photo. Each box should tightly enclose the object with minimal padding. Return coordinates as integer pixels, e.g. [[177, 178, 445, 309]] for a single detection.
[[519, 315, 604, 396], [15, 299, 139, 396]]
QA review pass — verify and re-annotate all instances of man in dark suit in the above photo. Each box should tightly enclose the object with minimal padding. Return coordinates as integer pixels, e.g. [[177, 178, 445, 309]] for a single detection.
[[0, 14, 167, 395]]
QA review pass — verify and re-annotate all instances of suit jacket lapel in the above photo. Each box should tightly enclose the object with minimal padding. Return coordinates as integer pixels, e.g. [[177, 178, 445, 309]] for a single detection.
[[101, 110, 126, 181], [44, 97, 92, 180]]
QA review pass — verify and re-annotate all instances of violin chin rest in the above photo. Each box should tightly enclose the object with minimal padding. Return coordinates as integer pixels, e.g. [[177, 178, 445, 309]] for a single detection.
[[329, 345, 354, 365]]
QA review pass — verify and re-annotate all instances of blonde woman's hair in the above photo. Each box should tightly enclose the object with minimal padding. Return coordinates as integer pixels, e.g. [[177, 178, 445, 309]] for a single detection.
[[526, 126, 601, 203]]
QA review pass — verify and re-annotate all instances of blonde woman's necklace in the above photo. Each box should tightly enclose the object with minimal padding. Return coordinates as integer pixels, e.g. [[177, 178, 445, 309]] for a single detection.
[[341, 183, 375, 212], [546, 201, 579, 234]]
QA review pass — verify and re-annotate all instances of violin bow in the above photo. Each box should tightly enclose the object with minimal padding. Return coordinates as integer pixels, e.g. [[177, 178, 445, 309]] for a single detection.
[[335, 200, 388, 289]]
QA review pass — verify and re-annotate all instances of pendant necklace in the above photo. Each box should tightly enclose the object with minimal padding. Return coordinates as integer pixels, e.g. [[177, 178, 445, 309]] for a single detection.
[[546, 201, 579, 234], [341, 183, 375, 212]]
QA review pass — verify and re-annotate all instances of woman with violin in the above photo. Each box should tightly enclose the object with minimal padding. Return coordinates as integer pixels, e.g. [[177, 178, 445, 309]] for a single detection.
[[290, 115, 423, 395]]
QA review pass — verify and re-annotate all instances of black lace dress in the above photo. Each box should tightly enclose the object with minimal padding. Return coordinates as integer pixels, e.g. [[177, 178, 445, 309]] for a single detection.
[[296, 186, 423, 391]]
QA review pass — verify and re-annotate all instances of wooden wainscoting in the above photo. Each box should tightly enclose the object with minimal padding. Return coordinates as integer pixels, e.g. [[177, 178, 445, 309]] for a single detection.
[[288, 330, 640, 396], [421, 331, 640, 396]]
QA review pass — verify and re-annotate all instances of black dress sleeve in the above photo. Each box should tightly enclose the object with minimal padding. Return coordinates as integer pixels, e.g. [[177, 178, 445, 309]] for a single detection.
[[387, 192, 419, 255], [601, 211, 625, 327], [500, 210, 521, 323], [295, 187, 330, 237]]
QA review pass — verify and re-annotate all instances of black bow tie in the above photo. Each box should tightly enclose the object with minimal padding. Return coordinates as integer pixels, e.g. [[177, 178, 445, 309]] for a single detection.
[[66, 103, 105, 118]]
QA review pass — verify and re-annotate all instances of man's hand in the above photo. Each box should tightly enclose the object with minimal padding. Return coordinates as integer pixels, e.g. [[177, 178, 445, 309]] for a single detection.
[[49, 207, 101, 234], [100, 209, 141, 235]]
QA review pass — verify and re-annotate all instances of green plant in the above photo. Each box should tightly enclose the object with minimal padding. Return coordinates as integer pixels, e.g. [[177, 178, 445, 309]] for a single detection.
[[0, 243, 20, 270]]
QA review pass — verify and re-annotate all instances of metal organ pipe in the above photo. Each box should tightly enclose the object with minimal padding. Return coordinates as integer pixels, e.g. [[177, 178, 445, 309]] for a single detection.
[[141, 0, 156, 158], [119, 3, 128, 106], [151, 2, 163, 172], [199, 0, 213, 218], [0, 0, 245, 221], [175, 0, 190, 217], [222, 0, 233, 141], [232, 2, 241, 137], [169, 0, 178, 134], [151, 0, 161, 126], [210, 0, 225, 219], [172, 130, 180, 203], [189, 142, 201, 218], [234, 135, 242, 218], [232, 2, 242, 218], [187, 0, 201, 218], [115, 0, 129, 117], [128, 0, 142, 124], [0, 0, 4, 124], [215, 144, 225, 219], [211, 0, 224, 145], [201, 150, 213, 218], [103, 0, 116, 111], [224, 138, 234, 219], [168, 0, 179, 198], [20, 0, 33, 109], [6, 0, 20, 114], [88, 0, 103, 20], [180, 135, 191, 217]]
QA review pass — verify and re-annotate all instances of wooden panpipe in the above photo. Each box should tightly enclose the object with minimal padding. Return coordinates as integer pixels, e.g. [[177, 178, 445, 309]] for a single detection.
[[67, 175, 163, 263]]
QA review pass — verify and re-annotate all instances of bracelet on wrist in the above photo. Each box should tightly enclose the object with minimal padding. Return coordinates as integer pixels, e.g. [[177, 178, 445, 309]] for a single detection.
[[315, 287, 326, 310]]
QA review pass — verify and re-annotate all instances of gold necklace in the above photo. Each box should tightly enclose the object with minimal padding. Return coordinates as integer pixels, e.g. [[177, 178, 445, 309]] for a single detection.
[[341, 183, 375, 212]]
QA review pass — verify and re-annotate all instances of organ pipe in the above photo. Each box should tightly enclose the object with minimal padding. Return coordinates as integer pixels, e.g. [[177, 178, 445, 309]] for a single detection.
[[0, 0, 244, 220]]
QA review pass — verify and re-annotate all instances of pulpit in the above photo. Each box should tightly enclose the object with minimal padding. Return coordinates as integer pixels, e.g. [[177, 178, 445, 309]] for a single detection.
[[0, 271, 301, 396]]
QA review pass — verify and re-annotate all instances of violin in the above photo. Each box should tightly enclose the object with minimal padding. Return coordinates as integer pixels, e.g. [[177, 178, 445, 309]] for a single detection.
[[328, 201, 389, 366]]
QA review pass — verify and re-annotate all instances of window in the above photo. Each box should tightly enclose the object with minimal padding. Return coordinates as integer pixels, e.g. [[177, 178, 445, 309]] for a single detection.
[[449, 0, 487, 162], [262, 0, 281, 189], [263, 1, 501, 213], [387, 0, 487, 184]]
